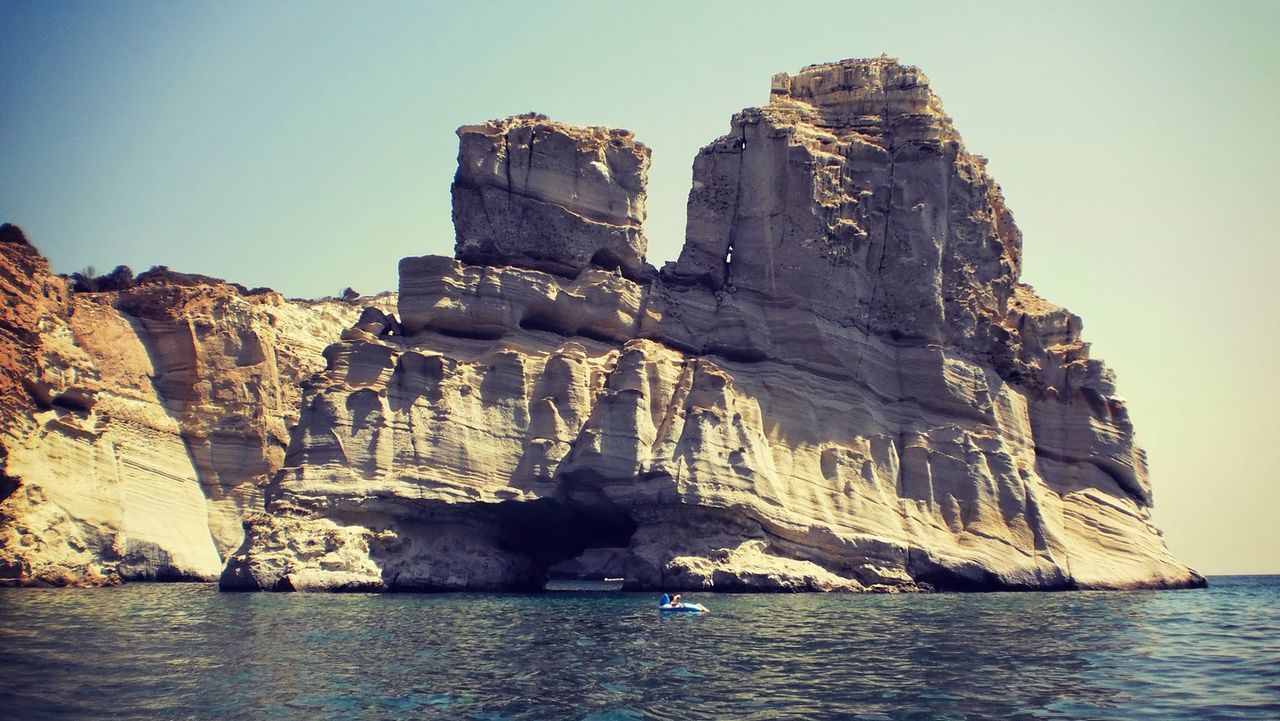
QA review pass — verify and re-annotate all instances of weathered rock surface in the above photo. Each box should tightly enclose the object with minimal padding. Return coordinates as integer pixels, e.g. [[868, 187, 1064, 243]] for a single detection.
[[220, 58, 1203, 593], [0, 231, 394, 585], [452, 114, 652, 281]]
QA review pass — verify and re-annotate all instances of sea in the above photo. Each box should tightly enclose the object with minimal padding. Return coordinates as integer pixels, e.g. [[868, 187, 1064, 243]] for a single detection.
[[1, 576, 1276, 721]]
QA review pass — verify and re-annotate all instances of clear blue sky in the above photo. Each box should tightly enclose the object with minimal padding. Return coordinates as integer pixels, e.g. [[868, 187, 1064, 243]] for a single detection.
[[2, 0, 1277, 574]]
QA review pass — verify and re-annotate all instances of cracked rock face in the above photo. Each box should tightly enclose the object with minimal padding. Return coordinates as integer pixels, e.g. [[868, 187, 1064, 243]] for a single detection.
[[452, 113, 651, 281], [220, 58, 1202, 593], [672, 56, 1020, 353]]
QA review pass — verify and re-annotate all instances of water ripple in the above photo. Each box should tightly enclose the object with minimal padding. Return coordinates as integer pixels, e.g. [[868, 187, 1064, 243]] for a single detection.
[[0, 578, 1277, 720]]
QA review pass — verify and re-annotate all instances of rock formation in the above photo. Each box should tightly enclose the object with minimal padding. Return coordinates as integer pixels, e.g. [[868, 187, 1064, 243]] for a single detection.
[[452, 113, 652, 282], [219, 58, 1203, 593], [0, 226, 393, 585]]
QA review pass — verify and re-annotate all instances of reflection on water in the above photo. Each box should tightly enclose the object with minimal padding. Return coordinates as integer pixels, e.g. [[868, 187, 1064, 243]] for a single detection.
[[1, 577, 1277, 720]]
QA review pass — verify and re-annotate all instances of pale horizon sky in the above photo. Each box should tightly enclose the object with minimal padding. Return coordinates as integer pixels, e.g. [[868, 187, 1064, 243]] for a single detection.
[[2, 0, 1277, 575]]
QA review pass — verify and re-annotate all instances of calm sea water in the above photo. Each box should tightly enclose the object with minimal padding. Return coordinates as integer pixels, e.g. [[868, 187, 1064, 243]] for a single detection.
[[1, 576, 1277, 720]]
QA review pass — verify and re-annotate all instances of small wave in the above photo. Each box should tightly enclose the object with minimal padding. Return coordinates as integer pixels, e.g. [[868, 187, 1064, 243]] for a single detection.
[[0, 579, 1277, 720]]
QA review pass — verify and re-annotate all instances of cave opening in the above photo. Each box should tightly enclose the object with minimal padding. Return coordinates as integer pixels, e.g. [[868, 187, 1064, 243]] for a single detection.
[[0, 471, 18, 504], [589, 248, 625, 275], [493, 498, 638, 589], [0, 441, 18, 503], [518, 312, 569, 336]]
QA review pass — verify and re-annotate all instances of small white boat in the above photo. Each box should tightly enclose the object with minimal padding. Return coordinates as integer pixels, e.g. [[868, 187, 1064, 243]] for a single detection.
[[544, 577, 625, 591]]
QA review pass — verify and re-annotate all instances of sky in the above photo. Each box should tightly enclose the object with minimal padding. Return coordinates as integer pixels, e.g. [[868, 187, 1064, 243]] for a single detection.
[[2, 0, 1277, 575]]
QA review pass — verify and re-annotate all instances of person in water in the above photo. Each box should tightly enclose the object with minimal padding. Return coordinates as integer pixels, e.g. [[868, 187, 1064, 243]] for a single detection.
[[672, 594, 684, 607]]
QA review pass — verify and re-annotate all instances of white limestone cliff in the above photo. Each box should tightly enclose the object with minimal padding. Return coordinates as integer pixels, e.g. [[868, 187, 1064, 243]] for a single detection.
[[0, 230, 394, 585], [219, 59, 1202, 593], [0, 59, 1202, 591]]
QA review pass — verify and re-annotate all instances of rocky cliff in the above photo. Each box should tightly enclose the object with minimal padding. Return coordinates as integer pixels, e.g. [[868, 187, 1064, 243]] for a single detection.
[[219, 57, 1203, 593], [0, 224, 393, 585]]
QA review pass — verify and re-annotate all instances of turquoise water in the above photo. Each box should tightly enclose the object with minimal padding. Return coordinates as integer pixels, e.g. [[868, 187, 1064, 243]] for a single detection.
[[1, 576, 1276, 720]]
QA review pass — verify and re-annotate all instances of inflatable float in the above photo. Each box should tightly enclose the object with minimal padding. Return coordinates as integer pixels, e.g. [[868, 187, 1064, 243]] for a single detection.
[[658, 594, 708, 614]]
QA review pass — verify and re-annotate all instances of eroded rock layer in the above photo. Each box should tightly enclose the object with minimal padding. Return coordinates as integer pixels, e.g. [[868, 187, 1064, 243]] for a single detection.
[[0, 229, 393, 585], [221, 59, 1202, 593]]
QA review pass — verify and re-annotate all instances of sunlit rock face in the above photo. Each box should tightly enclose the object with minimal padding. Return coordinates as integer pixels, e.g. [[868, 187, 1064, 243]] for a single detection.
[[452, 113, 652, 282], [672, 56, 1021, 354], [222, 58, 1202, 593], [0, 230, 394, 586]]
